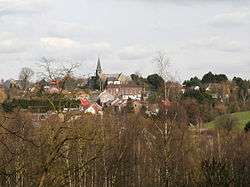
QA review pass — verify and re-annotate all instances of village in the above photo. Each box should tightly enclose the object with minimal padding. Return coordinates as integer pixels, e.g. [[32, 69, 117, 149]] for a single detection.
[[0, 57, 249, 128]]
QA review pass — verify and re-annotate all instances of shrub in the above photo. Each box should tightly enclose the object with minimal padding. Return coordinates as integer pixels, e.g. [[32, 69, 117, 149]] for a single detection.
[[244, 121, 250, 132]]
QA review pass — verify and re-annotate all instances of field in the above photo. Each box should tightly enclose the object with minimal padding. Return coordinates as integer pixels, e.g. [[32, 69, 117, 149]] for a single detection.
[[205, 111, 250, 130]]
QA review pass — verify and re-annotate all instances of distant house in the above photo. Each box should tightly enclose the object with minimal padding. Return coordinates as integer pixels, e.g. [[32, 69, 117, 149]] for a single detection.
[[111, 98, 127, 112], [85, 103, 103, 115], [98, 90, 115, 106], [80, 98, 91, 109], [105, 84, 144, 100], [106, 77, 121, 85]]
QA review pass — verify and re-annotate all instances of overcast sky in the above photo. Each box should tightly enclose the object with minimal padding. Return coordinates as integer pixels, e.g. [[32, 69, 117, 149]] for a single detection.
[[0, 0, 249, 81]]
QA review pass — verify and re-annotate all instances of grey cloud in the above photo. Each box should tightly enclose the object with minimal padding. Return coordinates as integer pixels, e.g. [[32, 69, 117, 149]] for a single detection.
[[208, 9, 250, 27], [0, 32, 32, 54], [182, 36, 246, 53], [118, 45, 154, 61], [0, 0, 51, 17]]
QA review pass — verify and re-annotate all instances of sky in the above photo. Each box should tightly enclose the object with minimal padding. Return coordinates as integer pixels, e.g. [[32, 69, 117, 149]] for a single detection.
[[0, 0, 249, 81]]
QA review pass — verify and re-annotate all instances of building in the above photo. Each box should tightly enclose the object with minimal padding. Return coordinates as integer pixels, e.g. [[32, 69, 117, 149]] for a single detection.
[[88, 58, 131, 90], [98, 90, 115, 106], [105, 84, 144, 100], [85, 103, 103, 115], [96, 57, 102, 78]]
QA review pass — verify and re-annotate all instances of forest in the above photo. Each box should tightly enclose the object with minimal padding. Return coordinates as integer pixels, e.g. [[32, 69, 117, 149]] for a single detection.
[[0, 110, 249, 186]]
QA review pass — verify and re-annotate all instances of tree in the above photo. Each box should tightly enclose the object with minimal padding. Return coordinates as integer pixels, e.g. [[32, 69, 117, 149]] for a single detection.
[[233, 77, 249, 107], [202, 72, 215, 84], [153, 52, 172, 99], [244, 121, 250, 132], [183, 76, 202, 87], [19, 67, 34, 90], [202, 72, 228, 84], [38, 57, 80, 113], [214, 74, 228, 83], [147, 74, 164, 91]]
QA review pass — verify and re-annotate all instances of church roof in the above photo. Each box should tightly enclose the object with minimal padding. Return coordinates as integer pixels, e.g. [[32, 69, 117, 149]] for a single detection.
[[96, 58, 102, 71]]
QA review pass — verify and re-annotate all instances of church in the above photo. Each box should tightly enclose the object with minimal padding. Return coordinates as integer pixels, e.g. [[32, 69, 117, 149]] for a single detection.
[[90, 58, 131, 91], [93, 58, 145, 102]]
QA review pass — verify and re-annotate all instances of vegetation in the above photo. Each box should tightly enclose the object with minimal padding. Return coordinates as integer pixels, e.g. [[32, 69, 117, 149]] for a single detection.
[[0, 60, 249, 186], [244, 121, 250, 132], [0, 111, 249, 186], [214, 114, 239, 131], [206, 111, 250, 130]]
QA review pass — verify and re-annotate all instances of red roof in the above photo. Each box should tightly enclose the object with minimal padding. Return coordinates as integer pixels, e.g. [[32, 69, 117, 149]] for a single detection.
[[80, 98, 91, 108]]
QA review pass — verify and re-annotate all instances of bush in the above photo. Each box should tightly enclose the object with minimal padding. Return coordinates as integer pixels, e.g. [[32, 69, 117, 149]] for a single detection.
[[244, 121, 250, 132], [215, 114, 239, 131]]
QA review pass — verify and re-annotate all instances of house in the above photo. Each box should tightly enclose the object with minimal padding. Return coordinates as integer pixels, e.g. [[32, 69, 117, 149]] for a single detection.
[[80, 98, 91, 109], [98, 90, 115, 106], [111, 98, 127, 112], [105, 84, 144, 100], [106, 77, 121, 85], [85, 103, 103, 115]]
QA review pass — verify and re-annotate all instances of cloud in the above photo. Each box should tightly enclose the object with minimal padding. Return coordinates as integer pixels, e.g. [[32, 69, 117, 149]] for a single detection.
[[39, 36, 112, 60], [0, 32, 32, 54], [208, 9, 250, 27], [118, 45, 153, 60], [40, 37, 79, 49], [183, 36, 246, 53], [0, 0, 51, 17], [46, 21, 94, 38]]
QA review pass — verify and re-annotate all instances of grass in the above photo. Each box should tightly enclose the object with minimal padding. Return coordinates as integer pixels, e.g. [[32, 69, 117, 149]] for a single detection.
[[205, 111, 250, 130]]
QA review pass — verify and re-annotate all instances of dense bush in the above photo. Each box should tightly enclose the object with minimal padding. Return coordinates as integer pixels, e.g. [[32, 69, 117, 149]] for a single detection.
[[2, 98, 80, 113], [244, 121, 250, 132], [182, 90, 212, 103]]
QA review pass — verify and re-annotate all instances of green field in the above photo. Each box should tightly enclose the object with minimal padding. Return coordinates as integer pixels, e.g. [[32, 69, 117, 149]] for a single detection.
[[205, 111, 250, 130]]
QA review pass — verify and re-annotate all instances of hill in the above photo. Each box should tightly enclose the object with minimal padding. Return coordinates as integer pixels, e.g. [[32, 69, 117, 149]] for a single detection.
[[205, 111, 250, 130]]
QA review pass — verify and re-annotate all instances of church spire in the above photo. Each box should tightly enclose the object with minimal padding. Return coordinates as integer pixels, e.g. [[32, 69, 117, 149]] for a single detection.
[[96, 57, 102, 78]]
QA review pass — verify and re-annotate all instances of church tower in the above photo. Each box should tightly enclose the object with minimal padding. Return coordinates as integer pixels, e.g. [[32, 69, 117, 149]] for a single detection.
[[96, 57, 102, 78]]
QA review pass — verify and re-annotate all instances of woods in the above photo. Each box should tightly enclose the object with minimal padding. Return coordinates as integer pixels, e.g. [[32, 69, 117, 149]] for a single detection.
[[0, 110, 249, 186]]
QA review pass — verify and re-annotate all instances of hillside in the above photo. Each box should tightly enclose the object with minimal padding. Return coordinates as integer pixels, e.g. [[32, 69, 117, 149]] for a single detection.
[[205, 111, 250, 130]]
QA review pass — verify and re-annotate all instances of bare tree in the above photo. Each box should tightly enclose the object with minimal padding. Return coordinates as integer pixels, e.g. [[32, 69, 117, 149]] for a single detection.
[[19, 67, 34, 90], [153, 51, 172, 101], [39, 57, 80, 88]]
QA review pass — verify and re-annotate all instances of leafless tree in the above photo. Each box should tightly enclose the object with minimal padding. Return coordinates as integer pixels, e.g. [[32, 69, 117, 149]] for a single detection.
[[19, 67, 34, 90], [153, 51, 173, 101]]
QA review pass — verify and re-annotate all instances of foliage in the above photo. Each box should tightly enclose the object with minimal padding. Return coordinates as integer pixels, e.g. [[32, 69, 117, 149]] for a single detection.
[[130, 74, 147, 86], [202, 72, 228, 84], [206, 111, 250, 130], [183, 76, 202, 87], [2, 98, 80, 113], [0, 112, 249, 186], [244, 121, 250, 132], [147, 74, 164, 91], [182, 89, 212, 103]]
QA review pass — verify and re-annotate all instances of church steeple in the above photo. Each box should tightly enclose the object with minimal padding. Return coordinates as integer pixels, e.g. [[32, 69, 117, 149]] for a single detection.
[[96, 57, 102, 78]]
